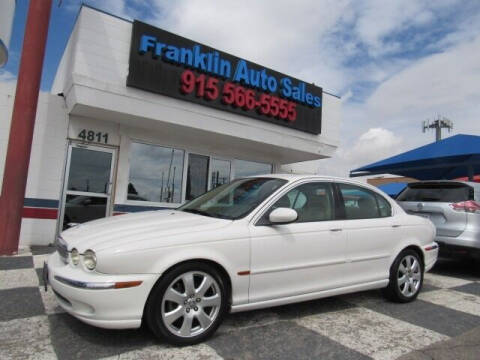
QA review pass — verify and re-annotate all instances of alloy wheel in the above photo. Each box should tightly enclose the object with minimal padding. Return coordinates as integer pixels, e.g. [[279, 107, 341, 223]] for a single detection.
[[161, 271, 222, 338], [397, 255, 421, 297]]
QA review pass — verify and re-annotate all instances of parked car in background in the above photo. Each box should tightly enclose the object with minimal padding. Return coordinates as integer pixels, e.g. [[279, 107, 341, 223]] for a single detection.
[[397, 181, 480, 260], [46, 175, 438, 345]]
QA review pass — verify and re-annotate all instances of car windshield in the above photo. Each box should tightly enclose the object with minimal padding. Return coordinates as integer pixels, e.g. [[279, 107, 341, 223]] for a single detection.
[[178, 177, 287, 220]]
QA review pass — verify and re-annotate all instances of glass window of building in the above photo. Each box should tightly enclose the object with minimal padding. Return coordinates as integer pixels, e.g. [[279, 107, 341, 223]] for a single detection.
[[186, 153, 210, 201], [234, 159, 272, 178], [128, 142, 184, 203], [67, 148, 112, 193], [210, 158, 231, 190]]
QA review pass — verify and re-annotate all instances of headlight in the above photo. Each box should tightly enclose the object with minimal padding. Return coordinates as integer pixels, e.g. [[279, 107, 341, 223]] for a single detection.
[[70, 248, 80, 266], [83, 250, 96, 270]]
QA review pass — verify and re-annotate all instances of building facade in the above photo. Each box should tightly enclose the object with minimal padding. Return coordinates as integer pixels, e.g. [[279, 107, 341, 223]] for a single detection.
[[0, 5, 341, 247]]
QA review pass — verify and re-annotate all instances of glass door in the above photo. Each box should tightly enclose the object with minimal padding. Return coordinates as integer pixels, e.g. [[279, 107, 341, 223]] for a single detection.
[[186, 153, 209, 201], [60, 143, 116, 230]]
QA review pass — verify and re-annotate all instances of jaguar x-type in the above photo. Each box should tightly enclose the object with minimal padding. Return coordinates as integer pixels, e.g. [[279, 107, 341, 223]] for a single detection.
[[46, 175, 438, 345]]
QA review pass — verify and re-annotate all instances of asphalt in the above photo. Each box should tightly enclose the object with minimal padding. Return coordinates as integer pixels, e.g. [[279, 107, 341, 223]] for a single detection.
[[398, 326, 480, 360], [399, 257, 480, 360], [1, 248, 479, 359]]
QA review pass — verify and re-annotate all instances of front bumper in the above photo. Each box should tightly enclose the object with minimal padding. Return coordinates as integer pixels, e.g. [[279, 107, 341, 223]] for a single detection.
[[47, 252, 159, 329]]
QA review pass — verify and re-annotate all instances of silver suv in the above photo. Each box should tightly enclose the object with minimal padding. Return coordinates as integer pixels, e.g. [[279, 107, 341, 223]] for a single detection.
[[397, 181, 480, 260]]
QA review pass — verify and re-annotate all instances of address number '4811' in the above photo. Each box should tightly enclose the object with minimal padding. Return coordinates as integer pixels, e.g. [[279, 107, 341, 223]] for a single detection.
[[78, 129, 109, 144]]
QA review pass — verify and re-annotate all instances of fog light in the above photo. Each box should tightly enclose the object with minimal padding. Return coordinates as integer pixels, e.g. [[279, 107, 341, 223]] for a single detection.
[[83, 250, 96, 271], [70, 248, 80, 266]]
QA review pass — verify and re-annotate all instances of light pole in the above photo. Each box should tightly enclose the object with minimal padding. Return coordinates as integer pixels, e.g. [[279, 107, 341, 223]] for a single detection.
[[422, 116, 453, 142], [0, 0, 53, 255]]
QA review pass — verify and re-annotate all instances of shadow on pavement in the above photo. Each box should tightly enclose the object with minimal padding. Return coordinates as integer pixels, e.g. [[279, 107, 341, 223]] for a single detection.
[[431, 258, 480, 280]]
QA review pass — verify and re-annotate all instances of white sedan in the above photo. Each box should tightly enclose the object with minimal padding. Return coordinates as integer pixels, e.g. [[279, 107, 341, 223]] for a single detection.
[[46, 175, 438, 345]]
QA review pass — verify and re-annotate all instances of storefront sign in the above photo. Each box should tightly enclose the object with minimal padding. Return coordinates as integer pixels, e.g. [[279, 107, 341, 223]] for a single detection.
[[127, 21, 323, 134]]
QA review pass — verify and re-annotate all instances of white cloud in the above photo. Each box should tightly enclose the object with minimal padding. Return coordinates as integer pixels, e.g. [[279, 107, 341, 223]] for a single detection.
[[316, 128, 403, 178], [0, 70, 15, 83], [146, 0, 351, 93], [365, 33, 480, 140]]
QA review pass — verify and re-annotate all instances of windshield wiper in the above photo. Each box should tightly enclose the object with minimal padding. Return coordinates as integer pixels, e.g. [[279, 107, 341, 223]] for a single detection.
[[181, 209, 215, 218], [182, 208, 233, 220]]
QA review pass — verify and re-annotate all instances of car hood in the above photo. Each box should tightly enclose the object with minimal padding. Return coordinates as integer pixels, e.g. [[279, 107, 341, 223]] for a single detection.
[[60, 210, 232, 253]]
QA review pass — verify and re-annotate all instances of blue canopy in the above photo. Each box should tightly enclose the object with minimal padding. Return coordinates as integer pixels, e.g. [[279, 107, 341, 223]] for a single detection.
[[377, 182, 407, 197], [350, 134, 480, 180]]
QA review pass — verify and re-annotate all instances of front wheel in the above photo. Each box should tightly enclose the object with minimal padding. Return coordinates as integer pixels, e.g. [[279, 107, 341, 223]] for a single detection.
[[145, 262, 228, 345], [383, 249, 423, 303]]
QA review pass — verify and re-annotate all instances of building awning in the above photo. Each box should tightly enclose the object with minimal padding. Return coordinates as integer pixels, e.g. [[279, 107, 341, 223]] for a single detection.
[[350, 134, 480, 180]]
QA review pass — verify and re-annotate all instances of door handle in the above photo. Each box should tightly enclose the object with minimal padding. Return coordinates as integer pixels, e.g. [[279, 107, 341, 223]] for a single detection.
[[330, 228, 343, 232], [392, 224, 401, 228]]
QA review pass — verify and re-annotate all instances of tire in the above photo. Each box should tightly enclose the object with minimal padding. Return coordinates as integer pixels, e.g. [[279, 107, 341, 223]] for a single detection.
[[383, 249, 424, 303], [145, 262, 228, 345]]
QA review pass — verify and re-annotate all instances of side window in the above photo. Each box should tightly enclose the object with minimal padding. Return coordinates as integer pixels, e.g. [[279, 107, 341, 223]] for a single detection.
[[375, 193, 392, 217], [267, 182, 335, 223], [338, 184, 382, 220]]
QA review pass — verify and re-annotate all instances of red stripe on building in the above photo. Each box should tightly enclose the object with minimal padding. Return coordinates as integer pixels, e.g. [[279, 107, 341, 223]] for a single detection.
[[22, 207, 58, 219]]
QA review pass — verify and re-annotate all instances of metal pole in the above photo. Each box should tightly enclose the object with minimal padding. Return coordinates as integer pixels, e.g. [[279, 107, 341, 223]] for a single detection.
[[160, 171, 164, 202], [435, 124, 441, 142], [0, 0, 53, 255]]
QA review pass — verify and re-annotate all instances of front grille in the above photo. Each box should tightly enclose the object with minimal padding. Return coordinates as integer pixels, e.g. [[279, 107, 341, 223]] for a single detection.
[[55, 236, 68, 263]]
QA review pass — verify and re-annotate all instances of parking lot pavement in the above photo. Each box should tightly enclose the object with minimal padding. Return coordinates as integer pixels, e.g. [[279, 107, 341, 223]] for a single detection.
[[1, 249, 479, 360]]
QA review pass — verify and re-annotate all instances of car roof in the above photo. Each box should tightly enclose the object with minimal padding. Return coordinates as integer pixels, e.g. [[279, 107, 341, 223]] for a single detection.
[[248, 173, 376, 188], [407, 180, 480, 189]]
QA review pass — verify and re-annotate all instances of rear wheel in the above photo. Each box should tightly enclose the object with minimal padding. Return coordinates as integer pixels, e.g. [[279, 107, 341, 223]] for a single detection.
[[383, 249, 423, 303], [145, 262, 227, 345]]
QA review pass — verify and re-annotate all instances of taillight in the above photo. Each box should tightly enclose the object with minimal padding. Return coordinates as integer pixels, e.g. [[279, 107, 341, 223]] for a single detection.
[[450, 200, 480, 213]]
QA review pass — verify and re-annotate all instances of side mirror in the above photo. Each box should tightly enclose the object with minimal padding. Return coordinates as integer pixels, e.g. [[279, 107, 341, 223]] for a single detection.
[[269, 207, 298, 224]]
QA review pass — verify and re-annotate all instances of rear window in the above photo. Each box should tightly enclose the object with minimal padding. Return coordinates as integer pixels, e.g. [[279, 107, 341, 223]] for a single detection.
[[397, 183, 473, 202]]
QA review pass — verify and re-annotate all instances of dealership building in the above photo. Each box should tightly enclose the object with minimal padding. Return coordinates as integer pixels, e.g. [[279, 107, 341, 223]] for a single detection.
[[0, 5, 341, 247]]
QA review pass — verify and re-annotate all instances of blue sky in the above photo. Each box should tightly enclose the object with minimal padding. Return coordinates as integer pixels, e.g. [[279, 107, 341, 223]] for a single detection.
[[2, 0, 480, 176]]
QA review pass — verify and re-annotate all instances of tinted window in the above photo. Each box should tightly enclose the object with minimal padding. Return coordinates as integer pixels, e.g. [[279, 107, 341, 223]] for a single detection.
[[338, 184, 381, 219], [396, 183, 473, 202], [63, 195, 107, 230], [375, 193, 392, 217], [269, 182, 335, 223], [186, 154, 209, 201], [128, 142, 184, 203], [67, 148, 112, 193], [179, 178, 286, 220]]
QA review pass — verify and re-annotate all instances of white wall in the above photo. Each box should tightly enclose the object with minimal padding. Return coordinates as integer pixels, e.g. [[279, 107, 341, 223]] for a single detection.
[[24, 94, 68, 201], [0, 81, 15, 192], [0, 82, 69, 246]]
